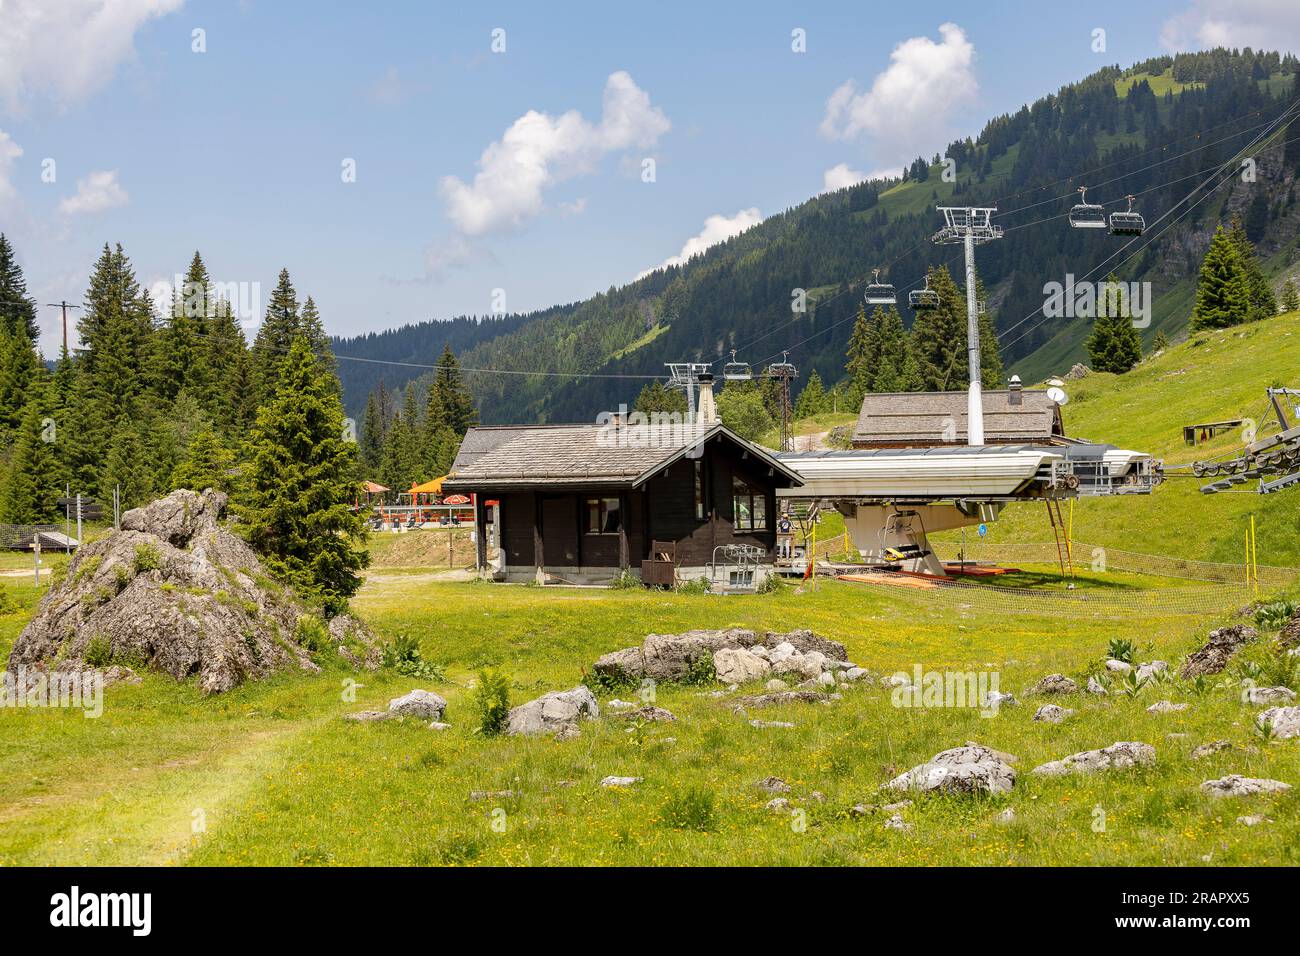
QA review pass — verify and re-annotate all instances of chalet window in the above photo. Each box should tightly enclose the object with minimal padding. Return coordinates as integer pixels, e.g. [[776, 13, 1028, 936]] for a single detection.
[[694, 459, 706, 519], [585, 497, 621, 535], [732, 475, 768, 531]]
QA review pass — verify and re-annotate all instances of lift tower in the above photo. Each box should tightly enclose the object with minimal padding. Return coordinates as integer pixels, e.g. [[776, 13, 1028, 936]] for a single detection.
[[933, 207, 1003, 445]]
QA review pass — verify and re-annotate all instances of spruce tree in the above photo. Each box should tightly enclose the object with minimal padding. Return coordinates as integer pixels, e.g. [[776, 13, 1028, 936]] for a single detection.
[[1085, 275, 1144, 373], [1227, 219, 1277, 322], [0, 234, 38, 341], [633, 380, 687, 416], [1191, 226, 1250, 330], [845, 305, 876, 402], [909, 265, 966, 389], [359, 389, 384, 474], [795, 369, 827, 419], [1281, 278, 1300, 313], [426, 345, 476, 434], [171, 424, 236, 494], [250, 268, 300, 408], [0, 326, 39, 441], [299, 296, 338, 386], [241, 336, 368, 613], [869, 306, 910, 392], [0, 372, 65, 522]]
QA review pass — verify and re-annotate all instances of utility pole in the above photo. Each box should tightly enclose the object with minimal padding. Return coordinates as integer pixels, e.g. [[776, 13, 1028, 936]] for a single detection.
[[763, 352, 799, 452], [933, 207, 1003, 446], [665, 362, 712, 424]]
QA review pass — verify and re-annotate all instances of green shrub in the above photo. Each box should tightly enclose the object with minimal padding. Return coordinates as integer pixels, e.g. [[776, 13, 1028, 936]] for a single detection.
[[585, 665, 637, 695], [609, 569, 642, 590], [474, 669, 511, 737], [295, 615, 330, 653], [660, 787, 718, 832], [132, 542, 161, 575], [682, 653, 717, 686], [112, 565, 131, 593], [71, 554, 102, 587], [0, 583, 15, 614], [381, 632, 443, 680], [1259, 640, 1299, 690], [757, 572, 785, 594], [84, 634, 112, 668], [1107, 637, 1136, 663], [673, 577, 711, 596], [1255, 600, 1297, 631]]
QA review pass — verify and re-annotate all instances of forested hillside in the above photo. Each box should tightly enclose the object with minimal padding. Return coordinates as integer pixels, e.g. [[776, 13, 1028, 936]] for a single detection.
[[332, 49, 1300, 423]]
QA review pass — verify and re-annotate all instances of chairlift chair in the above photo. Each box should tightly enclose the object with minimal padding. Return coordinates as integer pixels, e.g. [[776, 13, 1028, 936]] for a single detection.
[[1108, 195, 1146, 236], [908, 275, 940, 310], [863, 268, 897, 306], [1068, 186, 1107, 229], [723, 350, 753, 381]]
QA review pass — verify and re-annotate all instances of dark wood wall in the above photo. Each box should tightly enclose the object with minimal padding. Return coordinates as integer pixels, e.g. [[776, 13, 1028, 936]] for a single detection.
[[492, 438, 778, 570]]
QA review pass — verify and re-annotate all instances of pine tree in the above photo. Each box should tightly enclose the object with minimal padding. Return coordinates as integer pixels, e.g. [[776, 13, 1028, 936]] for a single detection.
[[359, 389, 384, 474], [0, 234, 38, 341], [0, 326, 39, 441], [795, 369, 827, 419], [240, 336, 368, 614], [101, 410, 156, 509], [845, 305, 876, 402], [1227, 219, 1277, 322], [299, 296, 338, 386], [973, 277, 1005, 388], [1085, 274, 1144, 373], [171, 424, 236, 494], [1191, 225, 1251, 330], [0, 372, 65, 522], [1152, 329, 1171, 352], [633, 380, 687, 416], [425, 345, 476, 434], [868, 306, 910, 392], [203, 296, 251, 430], [1281, 278, 1300, 313], [250, 268, 300, 408], [909, 265, 967, 389]]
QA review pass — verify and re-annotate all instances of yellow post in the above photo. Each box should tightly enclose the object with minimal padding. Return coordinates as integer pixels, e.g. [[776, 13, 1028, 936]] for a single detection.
[[1250, 514, 1258, 597], [810, 521, 817, 591]]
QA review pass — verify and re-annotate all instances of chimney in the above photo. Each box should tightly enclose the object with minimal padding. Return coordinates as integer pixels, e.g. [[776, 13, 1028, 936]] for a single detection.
[[697, 372, 719, 425], [1008, 374, 1022, 406]]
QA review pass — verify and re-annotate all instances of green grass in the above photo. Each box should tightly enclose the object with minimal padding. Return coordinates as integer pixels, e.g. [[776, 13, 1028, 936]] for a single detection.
[[1115, 68, 1204, 99], [3, 312, 1299, 867]]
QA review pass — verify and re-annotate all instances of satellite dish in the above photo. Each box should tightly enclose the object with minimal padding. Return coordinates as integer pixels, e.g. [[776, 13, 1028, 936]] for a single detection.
[[1046, 377, 1065, 388], [1046, 386, 1069, 405]]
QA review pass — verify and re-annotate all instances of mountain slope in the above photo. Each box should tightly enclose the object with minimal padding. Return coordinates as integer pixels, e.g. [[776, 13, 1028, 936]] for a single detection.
[[332, 50, 1300, 424]]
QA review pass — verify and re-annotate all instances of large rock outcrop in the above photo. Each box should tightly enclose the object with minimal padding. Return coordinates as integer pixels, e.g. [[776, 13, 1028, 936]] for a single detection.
[[1180, 624, 1256, 678], [7, 489, 364, 695], [592, 628, 849, 684]]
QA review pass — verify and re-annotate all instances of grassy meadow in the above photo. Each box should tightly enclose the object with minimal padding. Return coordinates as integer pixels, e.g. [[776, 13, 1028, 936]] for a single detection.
[[1, 313, 1298, 867]]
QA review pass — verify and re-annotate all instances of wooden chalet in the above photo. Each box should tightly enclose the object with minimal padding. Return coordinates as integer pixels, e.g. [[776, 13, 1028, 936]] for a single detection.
[[441, 421, 803, 585], [852, 382, 1066, 449]]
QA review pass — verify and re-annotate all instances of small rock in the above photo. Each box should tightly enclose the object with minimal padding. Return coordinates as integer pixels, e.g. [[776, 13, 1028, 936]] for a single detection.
[[608, 699, 635, 710], [1031, 741, 1155, 777], [1190, 740, 1232, 759], [506, 685, 599, 738], [102, 664, 143, 686], [1201, 775, 1291, 797], [880, 673, 911, 688], [713, 647, 772, 685], [615, 705, 676, 722], [817, 671, 836, 687], [1105, 659, 1132, 674], [1237, 815, 1268, 826], [765, 678, 789, 691], [756, 776, 792, 794], [344, 710, 390, 723], [994, 808, 1016, 824], [886, 743, 1017, 795], [986, 691, 1018, 709], [1244, 685, 1296, 706], [469, 789, 517, 801], [808, 791, 826, 803], [1136, 661, 1168, 683], [1086, 676, 1108, 696], [766, 797, 791, 813], [1033, 704, 1074, 723], [749, 719, 795, 729], [1257, 706, 1300, 739], [884, 813, 913, 832], [427, 721, 451, 731], [599, 775, 642, 788], [843, 667, 869, 682], [1028, 674, 1078, 696], [1147, 700, 1189, 714], [388, 689, 448, 721]]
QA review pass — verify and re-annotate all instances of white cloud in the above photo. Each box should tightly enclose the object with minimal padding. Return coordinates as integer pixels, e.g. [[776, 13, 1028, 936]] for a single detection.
[[0, 0, 184, 115], [1161, 0, 1300, 53], [59, 170, 128, 216], [822, 163, 904, 193], [439, 71, 670, 237], [638, 207, 762, 279], [819, 23, 976, 166], [0, 129, 21, 213]]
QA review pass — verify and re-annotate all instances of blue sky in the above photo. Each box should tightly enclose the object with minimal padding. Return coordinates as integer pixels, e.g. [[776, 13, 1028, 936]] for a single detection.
[[2, 0, 1298, 356]]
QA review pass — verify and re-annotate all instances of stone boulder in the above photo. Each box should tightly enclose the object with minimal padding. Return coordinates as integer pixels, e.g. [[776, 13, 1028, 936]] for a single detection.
[[885, 742, 1017, 795], [1028, 674, 1078, 696], [1257, 706, 1300, 739], [713, 647, 771, 685], [6, 488, 359, 695], [1190, 740, 1232, 759], [1147, 700, 1189, 714], [592, 628, 847, 683], [506, 685, 599, 737], [1281, 612, 1300, 649], [1180, 624, 1257, 679], [1031, 741, 1155, 777], [1244, 685, 1296, 706], [1200, 775, 1291, 798], [388, 689, 447, 720], [1033, 704, 1074, 723]]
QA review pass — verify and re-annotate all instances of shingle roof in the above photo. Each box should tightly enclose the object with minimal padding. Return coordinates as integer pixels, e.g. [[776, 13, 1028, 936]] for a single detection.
[[853, 390, 1063, 447], [442, 422, 802, 490]]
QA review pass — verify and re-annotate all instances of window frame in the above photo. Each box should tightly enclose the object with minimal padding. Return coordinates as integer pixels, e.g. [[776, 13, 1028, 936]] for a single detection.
[[584, 496, 622, 535], [731, 474, 769, 531]]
